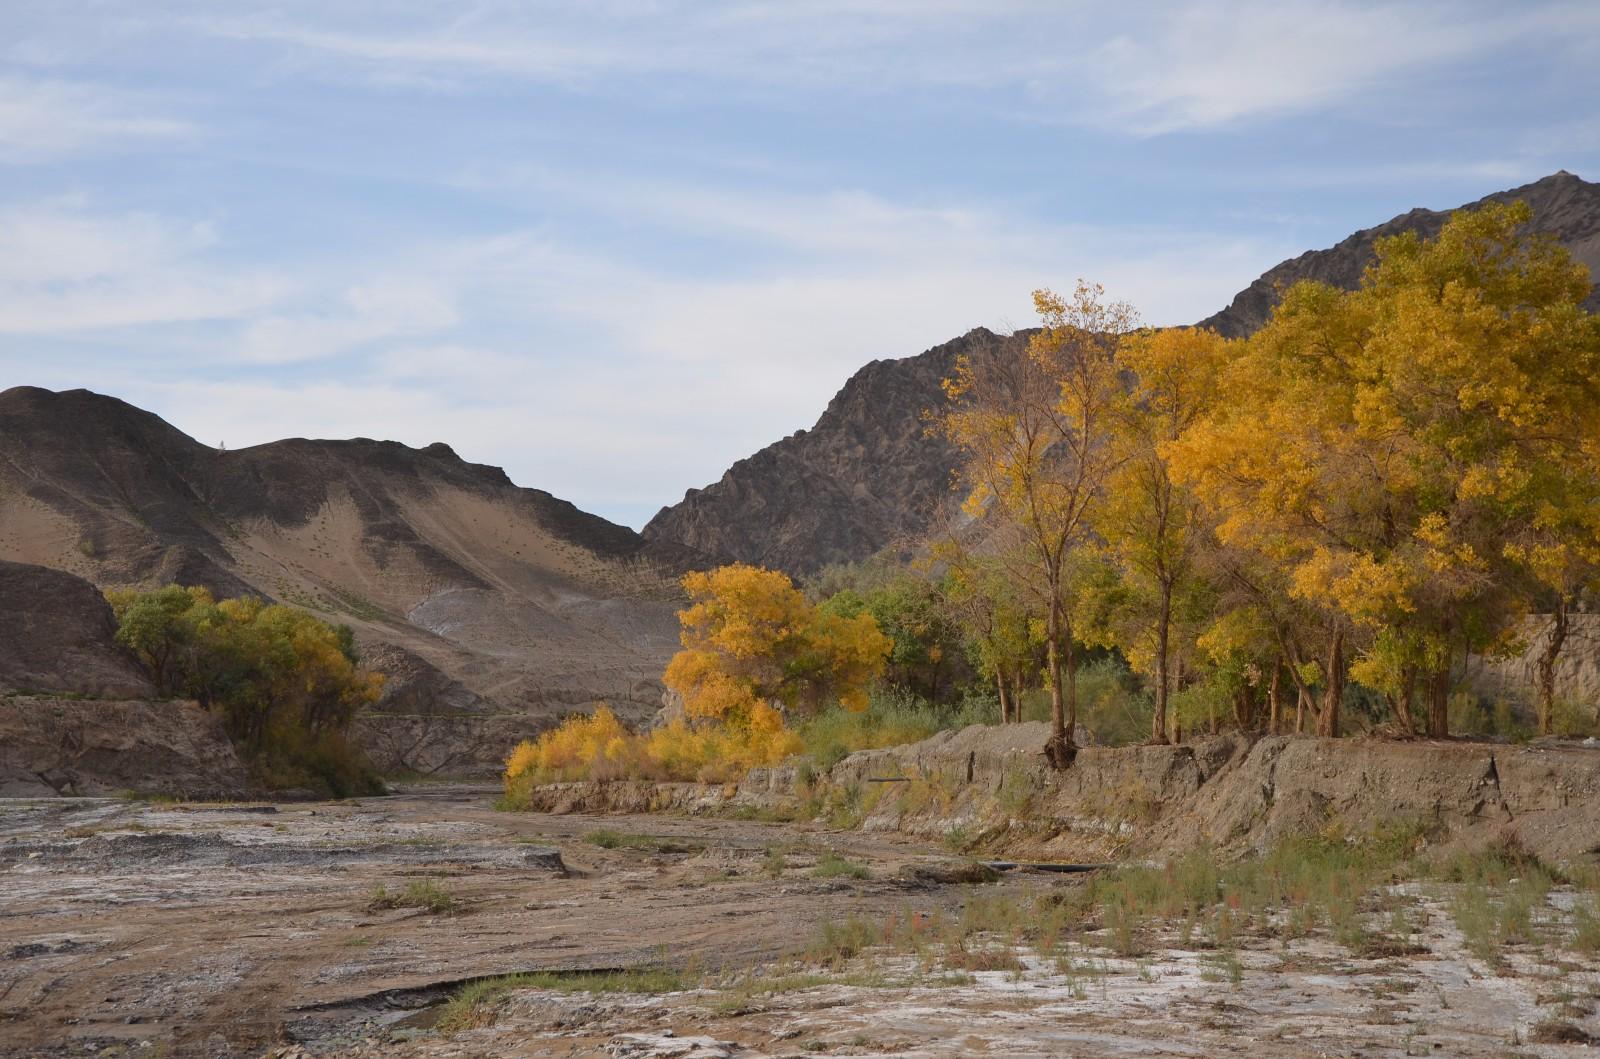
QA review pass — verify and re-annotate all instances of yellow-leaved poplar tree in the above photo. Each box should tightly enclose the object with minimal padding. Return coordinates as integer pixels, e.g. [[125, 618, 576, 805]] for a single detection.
[[941, 283, 1135, 766], [1096, 326, 1231, 743], [664, 562, 890, 728]]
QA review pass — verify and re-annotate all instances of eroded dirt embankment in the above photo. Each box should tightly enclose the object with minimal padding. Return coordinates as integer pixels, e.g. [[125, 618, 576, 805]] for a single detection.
[[0, 696, 252, 798], [522, 725, 1600, 868]]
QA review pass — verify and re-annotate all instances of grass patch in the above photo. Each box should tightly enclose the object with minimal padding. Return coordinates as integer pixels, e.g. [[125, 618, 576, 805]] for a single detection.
[[795, 687, 981, 770], [368, 879, 457, 915], [811, 852, 870, 880], [583, 828, 703, 854], [437, 967, 691, 1033]]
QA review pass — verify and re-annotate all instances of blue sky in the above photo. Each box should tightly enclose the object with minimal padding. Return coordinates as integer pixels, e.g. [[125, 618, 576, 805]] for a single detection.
[[3, 2, 1599, 529]]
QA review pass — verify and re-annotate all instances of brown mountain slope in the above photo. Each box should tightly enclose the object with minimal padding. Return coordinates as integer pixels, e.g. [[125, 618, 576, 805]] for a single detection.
[[0, 386, 699, 732], [646, 171, 1600, 575]]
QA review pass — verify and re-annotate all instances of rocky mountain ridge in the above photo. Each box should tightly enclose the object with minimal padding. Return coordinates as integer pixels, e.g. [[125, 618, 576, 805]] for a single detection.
[[645, 171, 1600, 575]]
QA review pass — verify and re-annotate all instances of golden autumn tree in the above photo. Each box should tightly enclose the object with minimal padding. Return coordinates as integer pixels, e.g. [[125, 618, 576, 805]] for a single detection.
[[1095, 326, 1231, 743], [1171, 201, 1600, 738], [663, 563, 890, 735], [942, 283, 1136, 766]]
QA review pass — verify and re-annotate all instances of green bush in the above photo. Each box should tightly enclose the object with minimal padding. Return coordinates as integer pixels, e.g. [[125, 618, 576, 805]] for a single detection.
[[106, 584, 385, 797], [797, 686, 990, 767]]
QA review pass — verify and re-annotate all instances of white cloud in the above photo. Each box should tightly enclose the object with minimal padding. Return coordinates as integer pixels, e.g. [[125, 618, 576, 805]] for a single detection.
[[0, 75, 190, 162], [1085, 3, 1514, 134], [0, 202, 284, 333]]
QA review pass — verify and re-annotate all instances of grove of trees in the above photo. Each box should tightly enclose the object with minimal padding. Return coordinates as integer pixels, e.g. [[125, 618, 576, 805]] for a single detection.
[[107, 585, 386, 794], [938, 202, 1600, 763]]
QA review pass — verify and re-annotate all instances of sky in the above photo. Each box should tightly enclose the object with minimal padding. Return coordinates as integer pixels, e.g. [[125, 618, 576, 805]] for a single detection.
[[3, 2, 1599, 529]]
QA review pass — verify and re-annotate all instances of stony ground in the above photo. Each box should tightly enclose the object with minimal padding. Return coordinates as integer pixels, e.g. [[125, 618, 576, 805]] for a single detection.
[[6, 786, 1600, 1058]]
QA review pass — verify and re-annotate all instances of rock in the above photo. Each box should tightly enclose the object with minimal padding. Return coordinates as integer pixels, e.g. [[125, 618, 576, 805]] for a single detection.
[[644, 328, 998, 575], [520, 845, 569, 874], [900, 861, 1001, 885], [605, 1033, 735, 1058], [1200, 170, 1600, 338], [0, 697, 251, 799]]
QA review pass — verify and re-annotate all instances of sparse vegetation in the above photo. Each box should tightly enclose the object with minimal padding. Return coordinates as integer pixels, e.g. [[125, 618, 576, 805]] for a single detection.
[[368, 879, 457, 915], [810, 851, 869, 880], [436, 968, 690, 1032], [583, 828, 702, 854]]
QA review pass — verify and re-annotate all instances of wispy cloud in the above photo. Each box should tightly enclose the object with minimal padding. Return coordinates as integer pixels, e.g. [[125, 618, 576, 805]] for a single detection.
[[0, 202, 282, 333], [0, 75, 190, 162], [178, 0, 1593, 132]]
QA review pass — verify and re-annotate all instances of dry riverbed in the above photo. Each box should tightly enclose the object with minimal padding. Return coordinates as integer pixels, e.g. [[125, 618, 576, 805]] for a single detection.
[[5, 786, 1600, 1058]]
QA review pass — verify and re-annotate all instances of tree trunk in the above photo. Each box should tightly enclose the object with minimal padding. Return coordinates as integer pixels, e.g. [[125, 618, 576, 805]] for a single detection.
[[1318, 629, 1344, 737], [1426, 663, 1451, 738], [1392, 667, 1417, 735], [996, 671, 1011, 724], [1537, 598, 1570, 736], [1267, 664, 1284, 735], [1235, 679, 1257, 730], [1043, 597, 1076, 768], [1152, 582, 1172, 744]]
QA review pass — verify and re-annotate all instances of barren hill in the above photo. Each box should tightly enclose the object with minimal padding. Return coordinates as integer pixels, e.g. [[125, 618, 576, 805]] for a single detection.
[[0, 386, 700, 742], [646, 171, 1600, 575]]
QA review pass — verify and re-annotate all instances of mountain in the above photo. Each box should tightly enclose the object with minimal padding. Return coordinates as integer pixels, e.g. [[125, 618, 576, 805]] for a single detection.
[[643, 328, 1029, 574], [0, 386, 702, 753], [646, 171, 1600, 576], [1201, 170, 1600, 337]]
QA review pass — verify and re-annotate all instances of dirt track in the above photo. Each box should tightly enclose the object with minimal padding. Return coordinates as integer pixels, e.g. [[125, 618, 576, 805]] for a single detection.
[[0, 786, 983, 1057]]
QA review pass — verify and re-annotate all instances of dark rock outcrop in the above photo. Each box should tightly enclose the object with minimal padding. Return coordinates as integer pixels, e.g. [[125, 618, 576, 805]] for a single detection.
[[0, 560, 154, 699], [0, 697, 250, 798]]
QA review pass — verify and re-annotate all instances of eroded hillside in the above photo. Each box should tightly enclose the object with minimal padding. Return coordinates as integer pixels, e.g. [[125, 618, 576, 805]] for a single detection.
[[0, 386, 702, 742]]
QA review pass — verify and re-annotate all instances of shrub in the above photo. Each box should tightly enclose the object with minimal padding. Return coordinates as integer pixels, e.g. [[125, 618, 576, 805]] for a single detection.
[[369, 879, 456, 914], [502, 703, 804, 796], [796, 686, 961, 768]]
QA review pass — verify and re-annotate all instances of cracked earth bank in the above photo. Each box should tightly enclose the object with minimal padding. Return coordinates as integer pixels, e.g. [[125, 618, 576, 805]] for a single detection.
[[5, 783, 1600, 1059]]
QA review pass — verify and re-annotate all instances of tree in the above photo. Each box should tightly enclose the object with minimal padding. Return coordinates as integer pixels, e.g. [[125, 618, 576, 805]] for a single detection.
[[942, 283, 1135, 766], [943, 552, 1041, 722], [107, 585, 384, 794], [821, 573, 966, 703], [664, 563, 890, 731], [1097, 326, 1230, 743], [1171, 202, 1600, 738]]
